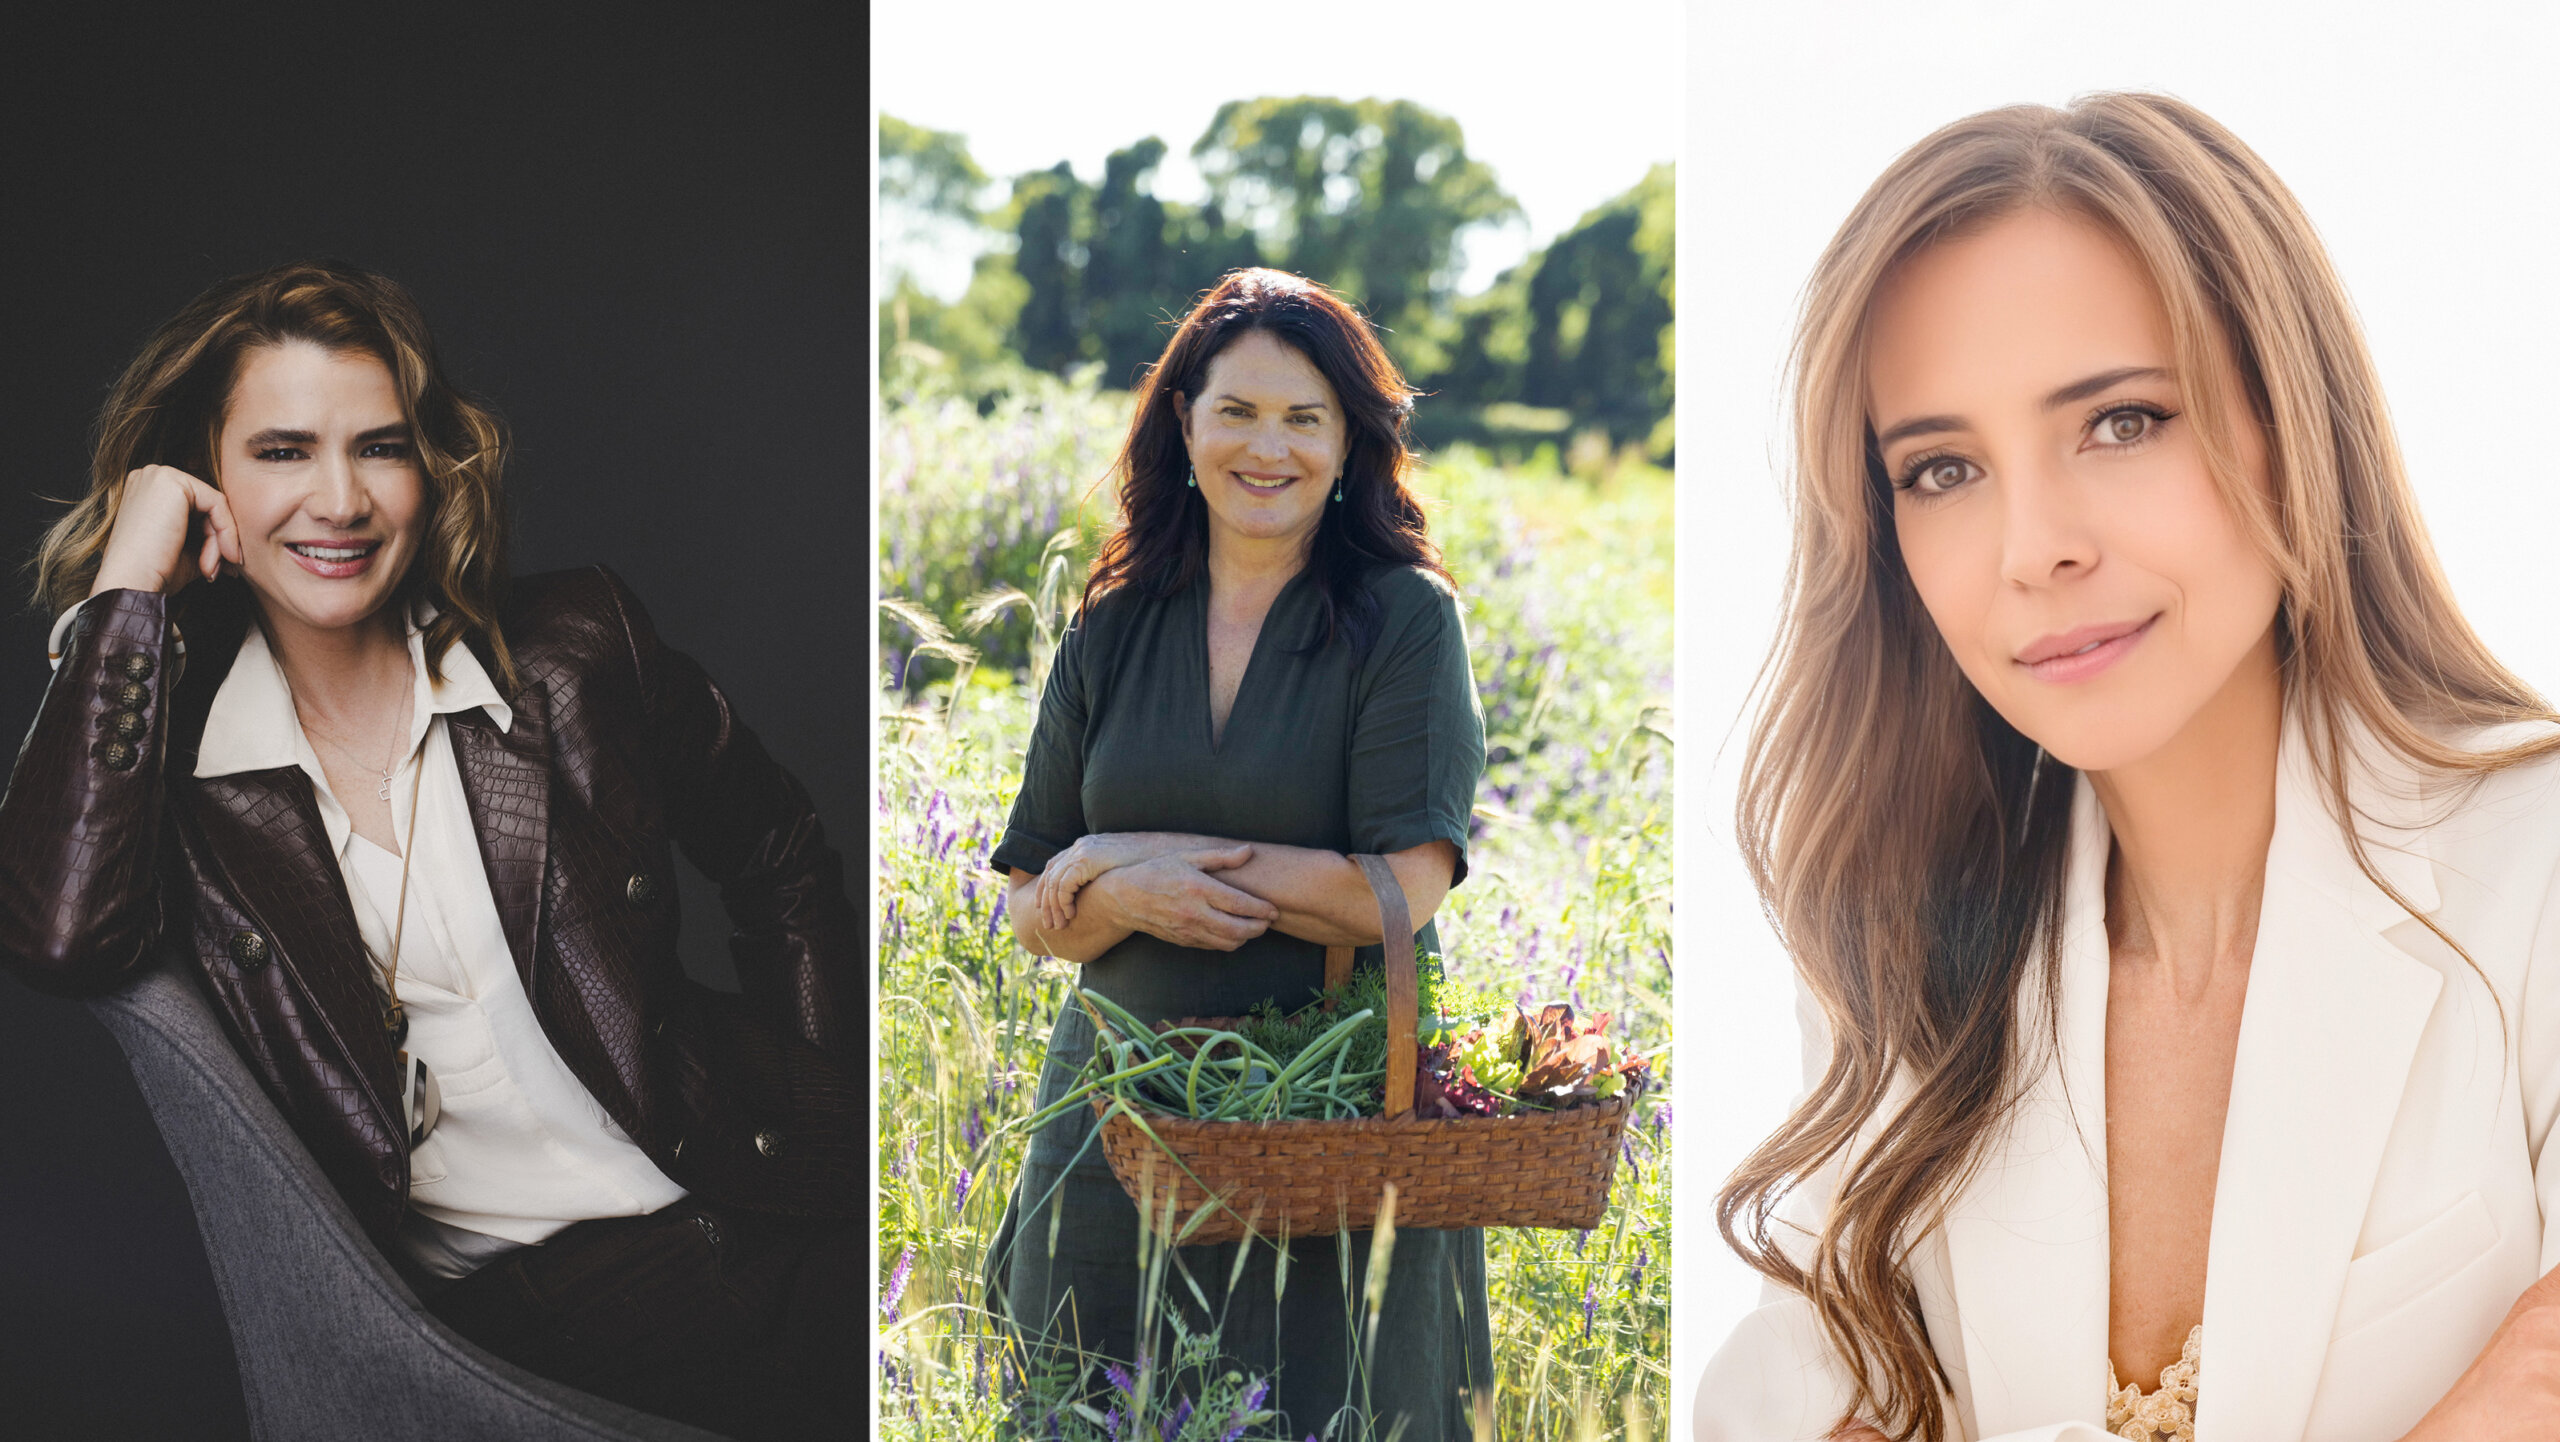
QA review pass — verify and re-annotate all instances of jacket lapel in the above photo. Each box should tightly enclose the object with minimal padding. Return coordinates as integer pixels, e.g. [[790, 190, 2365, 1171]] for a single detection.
[[1943, 727, 2446, 1440], [1944, 771, 2115, 1433], [185, 765, 404, 1136], [2194, 732, 2442, 1441], [446, 686, 552, 995]]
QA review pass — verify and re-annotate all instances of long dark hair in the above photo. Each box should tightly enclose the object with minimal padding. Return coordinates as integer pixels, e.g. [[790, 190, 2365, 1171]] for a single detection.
[[1082, 268, 1451, 650]]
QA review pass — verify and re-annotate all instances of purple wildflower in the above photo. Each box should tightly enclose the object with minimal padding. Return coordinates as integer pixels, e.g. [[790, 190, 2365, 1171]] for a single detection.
[[963, 1104, 987, 1151], [1651, 1102, 1672, 1138], [1582, 1280, 1599, 1336], [1162, 1397, 1193, 1439], [881, 1244, 914, 1320], [1574, 1228, 1590, 1256], [1222, 1379, 1272, 1441], [891, 1136, 917, 1179], [1106, 1362, 1138, 1397], [962, 876, 978, 909], [988, 891, 1009, 944], [953, 1167, 974, 1210], [1628, 1244, 1649, 1292], [1104, 1405, 1124, 1442]]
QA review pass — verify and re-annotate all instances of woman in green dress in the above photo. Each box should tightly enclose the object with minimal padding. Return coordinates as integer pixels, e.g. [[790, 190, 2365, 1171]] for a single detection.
[[984, 268, 1491, 1439]]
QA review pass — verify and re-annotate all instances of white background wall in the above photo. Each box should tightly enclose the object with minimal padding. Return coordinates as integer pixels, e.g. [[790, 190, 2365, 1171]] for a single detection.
[[1676, 0, 2560, 1419]]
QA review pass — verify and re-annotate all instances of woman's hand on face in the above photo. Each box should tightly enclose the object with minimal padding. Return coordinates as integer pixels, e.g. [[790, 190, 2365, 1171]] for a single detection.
[[1087, 845, 1276, 952], [2401, 1262, 2560, 1441], [1035, 834, 1160, 931], [90, 466, 241, 599]]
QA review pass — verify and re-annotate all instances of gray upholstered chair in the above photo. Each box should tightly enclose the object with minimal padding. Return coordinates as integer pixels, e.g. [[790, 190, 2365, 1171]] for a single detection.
[[87, 958, 730, 1442]]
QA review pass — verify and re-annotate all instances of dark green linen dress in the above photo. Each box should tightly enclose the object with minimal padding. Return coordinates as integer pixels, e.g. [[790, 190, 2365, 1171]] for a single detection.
[[984, 561, 1491, 1441]]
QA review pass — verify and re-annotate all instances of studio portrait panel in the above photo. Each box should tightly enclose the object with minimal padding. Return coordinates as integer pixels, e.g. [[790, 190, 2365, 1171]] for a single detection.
[[1679, 5, 2560, 1440], [0, 7, 861, 1438]]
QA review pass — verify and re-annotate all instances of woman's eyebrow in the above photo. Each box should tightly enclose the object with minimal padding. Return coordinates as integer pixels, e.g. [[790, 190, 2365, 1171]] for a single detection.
[[1874, 412, 1961, 450], [1873, 366, 2173, 451], [1213, 394, 1330, 411], [2041, 365, 2170, 411]]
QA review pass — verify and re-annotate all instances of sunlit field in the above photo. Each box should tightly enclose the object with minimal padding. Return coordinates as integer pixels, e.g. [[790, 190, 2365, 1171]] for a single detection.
[[877, 372, 1674, 1440]]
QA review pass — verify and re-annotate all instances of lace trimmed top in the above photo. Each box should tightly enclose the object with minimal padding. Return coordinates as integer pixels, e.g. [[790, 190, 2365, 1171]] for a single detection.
[[2106, 1324, 2201, 1441]]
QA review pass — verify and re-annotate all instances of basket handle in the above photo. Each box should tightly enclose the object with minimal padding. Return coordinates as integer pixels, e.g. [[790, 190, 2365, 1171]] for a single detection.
[[1322, 853, 1418, 1119]]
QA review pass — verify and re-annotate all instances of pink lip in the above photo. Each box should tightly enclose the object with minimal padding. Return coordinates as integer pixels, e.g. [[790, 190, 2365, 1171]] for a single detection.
[[2016, 615, 2157, 683], [282, 540, 380, 580]]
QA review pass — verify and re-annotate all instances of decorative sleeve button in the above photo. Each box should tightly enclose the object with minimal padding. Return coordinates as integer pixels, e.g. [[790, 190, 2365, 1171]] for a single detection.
[[229, 930, 271, 968], [626, 873, 661, 908], [118, 654, 154, 682], [113, 679, 150, 710], [101, 741, 137, 771], [110, 710, 147, 740]]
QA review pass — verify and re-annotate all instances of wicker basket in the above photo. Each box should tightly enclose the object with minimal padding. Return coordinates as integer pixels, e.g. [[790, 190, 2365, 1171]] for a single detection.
[[1089, 853, 1635, 1245]]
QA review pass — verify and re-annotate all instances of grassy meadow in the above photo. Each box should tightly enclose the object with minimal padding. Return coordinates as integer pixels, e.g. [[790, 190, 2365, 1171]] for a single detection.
[[876, 371, 1675, 1440]]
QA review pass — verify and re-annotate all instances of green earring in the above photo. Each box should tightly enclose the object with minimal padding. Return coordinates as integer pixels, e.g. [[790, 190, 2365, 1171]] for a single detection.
[[1187, 465, 1197, 489], [1333, 476, 1344, 502]]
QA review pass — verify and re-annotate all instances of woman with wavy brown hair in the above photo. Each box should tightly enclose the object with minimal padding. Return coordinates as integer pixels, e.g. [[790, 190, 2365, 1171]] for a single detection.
[[1698, 95, 2560, 1441], [982, 267, 1491, 1438], [1, 261, 856, 1439]]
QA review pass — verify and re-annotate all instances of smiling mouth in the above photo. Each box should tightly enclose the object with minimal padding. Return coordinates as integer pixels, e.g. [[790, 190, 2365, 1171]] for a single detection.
[[1232, 473, 1298, 493], [281, 540, 382, 579], [2016, 615, 2158, 682]]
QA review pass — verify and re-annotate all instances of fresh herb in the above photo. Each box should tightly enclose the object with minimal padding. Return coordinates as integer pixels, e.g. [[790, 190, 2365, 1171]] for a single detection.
[[1015, 958, 1650, 1129]]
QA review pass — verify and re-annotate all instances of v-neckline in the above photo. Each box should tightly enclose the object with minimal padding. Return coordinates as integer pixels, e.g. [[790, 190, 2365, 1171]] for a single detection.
[[1198, 566, 1306, 756]]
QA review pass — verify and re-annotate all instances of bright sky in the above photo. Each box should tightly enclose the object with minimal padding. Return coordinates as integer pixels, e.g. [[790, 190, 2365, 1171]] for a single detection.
[[872, 0, 1679, 298], [1678, 0, 2560, 1410]]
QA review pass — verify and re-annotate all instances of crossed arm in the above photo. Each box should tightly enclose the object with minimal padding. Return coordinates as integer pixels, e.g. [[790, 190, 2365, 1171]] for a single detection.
[[1005, 833, 1457, 964]]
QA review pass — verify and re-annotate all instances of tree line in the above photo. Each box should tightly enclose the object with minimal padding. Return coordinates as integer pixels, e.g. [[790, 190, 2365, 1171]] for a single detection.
[[882, 98, 1672, 458]]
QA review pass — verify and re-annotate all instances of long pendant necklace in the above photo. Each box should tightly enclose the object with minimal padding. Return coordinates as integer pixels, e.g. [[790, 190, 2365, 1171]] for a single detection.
[[372, 756, 436, 1141]]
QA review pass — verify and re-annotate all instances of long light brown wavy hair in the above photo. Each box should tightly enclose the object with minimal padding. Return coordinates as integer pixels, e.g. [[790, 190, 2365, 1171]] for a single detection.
[[1718, 92, 2560, 1440], [30, 261, 513, 685]]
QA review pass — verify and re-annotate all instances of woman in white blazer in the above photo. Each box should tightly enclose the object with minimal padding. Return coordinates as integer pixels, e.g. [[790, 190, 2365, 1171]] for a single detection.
[[1697, 93, 2560, 1442]]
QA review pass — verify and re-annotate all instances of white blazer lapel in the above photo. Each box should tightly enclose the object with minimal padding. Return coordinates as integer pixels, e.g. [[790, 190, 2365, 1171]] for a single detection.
[[2195, 726, 2443, 1441], [1945, 773, 2116, 1433]]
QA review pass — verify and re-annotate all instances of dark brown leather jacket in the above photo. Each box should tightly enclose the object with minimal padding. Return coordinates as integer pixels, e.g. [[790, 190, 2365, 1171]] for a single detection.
[[0, 567, 857, 1257]]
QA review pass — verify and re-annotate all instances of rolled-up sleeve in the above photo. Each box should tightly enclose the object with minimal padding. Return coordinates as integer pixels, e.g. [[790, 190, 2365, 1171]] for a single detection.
[[1345, 576, 1484, 887], [989, 619, 1091, 878]]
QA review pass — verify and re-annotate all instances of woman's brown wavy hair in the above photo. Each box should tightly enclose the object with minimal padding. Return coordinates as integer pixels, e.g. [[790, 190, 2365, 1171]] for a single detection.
[[1083, 267, 1451, 648], [30, 260, 513, 686], [1718, 92, 2560, 1440]]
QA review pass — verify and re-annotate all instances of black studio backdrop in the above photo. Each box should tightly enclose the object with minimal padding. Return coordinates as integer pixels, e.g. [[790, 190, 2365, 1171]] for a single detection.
[[0, 6, 865, 1435]]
